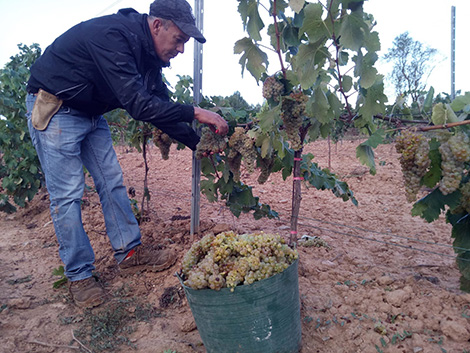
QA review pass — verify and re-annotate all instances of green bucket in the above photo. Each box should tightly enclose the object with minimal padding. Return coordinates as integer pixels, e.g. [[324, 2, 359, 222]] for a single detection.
[[178, 260, 301, 353]]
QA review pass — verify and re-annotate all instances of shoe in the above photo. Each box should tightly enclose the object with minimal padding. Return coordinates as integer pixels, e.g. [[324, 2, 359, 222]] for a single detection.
[[119, 245, 176, 274], [69, 276, 105, 309]]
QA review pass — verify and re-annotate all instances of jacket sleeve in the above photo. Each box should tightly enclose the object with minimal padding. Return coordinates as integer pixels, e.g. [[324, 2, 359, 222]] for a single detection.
[[85, 29, 194, 127], [158, 122, 201, 151]]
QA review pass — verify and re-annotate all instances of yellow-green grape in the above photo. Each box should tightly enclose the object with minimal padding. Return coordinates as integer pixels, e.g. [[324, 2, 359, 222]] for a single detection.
[[195, 127, 228, 160], [262, 75, 284, 101], [181, 233, 215, 275], [228, 127, 257, 176], [257, 155, 275, 184], [448, 132, 470, 163], [281, 92, 308, 151], [437, 132, 470, 196], [153, 128, 173, 160], [208, 273, 225, 290], [182, 231, 298, 291], [185, 269, 208, 289], [395, 130, 431, 202]]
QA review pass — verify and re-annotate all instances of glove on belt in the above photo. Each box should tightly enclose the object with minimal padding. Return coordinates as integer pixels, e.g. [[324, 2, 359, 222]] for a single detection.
[[31, 89, 63, 130]]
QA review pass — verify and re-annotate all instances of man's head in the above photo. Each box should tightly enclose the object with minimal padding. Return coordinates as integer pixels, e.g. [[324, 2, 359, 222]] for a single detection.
[[149, 0, 205, 44]]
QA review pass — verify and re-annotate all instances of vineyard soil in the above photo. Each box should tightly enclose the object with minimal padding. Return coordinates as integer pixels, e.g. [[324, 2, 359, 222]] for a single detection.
[[1, 139, 469, 353]]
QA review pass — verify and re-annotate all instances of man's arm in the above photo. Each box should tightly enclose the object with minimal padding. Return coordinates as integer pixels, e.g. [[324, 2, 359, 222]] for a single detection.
[[193, 107, 229, 135]]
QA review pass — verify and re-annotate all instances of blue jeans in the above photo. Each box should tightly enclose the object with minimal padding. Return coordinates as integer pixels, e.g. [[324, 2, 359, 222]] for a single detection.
[[26, 94, 141, 281]]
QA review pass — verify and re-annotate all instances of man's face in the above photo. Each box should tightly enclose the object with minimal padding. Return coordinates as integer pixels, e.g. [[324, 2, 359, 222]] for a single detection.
[[151, 19, 190, 63]]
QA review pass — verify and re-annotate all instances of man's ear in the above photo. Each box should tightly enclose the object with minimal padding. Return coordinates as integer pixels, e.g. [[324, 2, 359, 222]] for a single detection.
[[150, 18, 162, 35]]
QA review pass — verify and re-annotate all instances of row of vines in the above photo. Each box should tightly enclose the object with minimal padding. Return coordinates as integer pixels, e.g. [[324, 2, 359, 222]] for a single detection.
[[0, 0, 469, 291]]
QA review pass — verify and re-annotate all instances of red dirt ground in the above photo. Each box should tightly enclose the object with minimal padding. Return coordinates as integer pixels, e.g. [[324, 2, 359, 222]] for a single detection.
[[1, 139, 469, 353]]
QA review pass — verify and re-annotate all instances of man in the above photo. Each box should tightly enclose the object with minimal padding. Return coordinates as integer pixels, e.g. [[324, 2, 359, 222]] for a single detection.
[[25, 0, 228, 308]]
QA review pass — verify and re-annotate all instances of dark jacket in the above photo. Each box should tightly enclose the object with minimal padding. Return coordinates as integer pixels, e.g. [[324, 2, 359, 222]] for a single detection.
[[27, 8, 199, 149]]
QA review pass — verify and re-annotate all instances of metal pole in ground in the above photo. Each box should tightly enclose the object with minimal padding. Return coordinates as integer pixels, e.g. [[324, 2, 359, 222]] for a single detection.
[[190, 0, 204, 237]]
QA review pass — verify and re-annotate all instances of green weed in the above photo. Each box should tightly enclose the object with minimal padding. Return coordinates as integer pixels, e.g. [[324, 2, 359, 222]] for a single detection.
[[52, 266, 68, 289]]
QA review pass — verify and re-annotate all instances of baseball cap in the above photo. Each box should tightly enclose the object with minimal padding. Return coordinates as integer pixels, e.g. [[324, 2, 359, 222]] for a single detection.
[[149, 0, 206, 43]]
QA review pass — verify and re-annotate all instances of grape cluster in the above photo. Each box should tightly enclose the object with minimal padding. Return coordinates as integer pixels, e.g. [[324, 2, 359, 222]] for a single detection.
[[395, 130, 431, 202], [262, 75, 284, 101], [457, 182, 470, 214], [438, 132, 470, 195], [227, 127, 257, 182], [257, 155, 275, 184], [181, 231, 298, 291], [153, 128, 173, 160], [195, 127, 228, 160], [281, 92, 308, 151]]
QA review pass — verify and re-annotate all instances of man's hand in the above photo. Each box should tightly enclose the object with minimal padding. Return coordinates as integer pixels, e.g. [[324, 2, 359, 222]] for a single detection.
[[194, 107, 229, 135]]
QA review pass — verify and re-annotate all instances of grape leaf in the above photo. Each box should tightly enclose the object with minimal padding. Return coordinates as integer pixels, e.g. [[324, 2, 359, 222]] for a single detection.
[[341, 75, 353, 93], [353, 51, 378, 89], [257, 104, 282, 132], [338, 11, 368, 51], [326, 91, 343, 122], [450, 92, 470, 112], [423, 86, 434, 112], [234, 37, 268, 81], [411, 188, 461, 223], [451, 214, 470, 284], [431, 103, 459, 125], [283, 24, 301, 48], [307, 86, 330, 124], [356, 145, 375, 175], [452, 214, 470, 255], [299, 3, 328, 42], [363, 30, 381, 53], [237, 0, 264, 41], [357, 76, 387, 127], [293, 39, 328, 89], [289, 0, 305, 13], [355, 129, 384, 175], [422, 139, 441, 188]]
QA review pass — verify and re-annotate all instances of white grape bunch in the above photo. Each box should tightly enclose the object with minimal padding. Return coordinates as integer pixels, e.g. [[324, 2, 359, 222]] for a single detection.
[[438, 132, 470, 195], [153, 128, 174, 160], [195, 127, 228, 160], [395, 130, 431, 202], [181, 231, 298, 291], [227, 127, 257, 181], [281, 91, 308, 151], [257, 155, 275, 184], [262, 75, 284, 101]]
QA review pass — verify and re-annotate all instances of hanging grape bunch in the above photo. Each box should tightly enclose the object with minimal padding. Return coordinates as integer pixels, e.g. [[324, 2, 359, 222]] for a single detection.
[[438, 131, 470, 195], [395, 130, 431, 202], [257, 155, 276, 184], [281, 91, 308, 151], [227, 127, 257, 182], [181, 231, 298, 292], [153, 128, 174, 160], [262, 75, 284, 102], [195, 126, 228, 160]]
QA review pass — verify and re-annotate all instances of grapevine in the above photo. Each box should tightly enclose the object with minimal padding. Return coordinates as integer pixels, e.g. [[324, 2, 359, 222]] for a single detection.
[[181, 231, 298, 292]]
